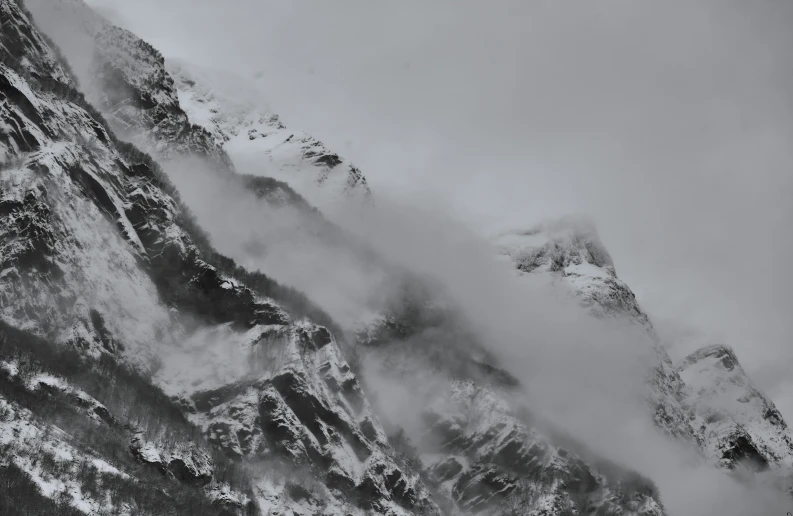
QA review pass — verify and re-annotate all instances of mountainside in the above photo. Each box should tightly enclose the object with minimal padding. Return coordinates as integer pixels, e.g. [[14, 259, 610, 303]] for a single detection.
[[7, 0, 793, 514], [25, 0, 367, 213], [353, 279, 666, 515], [3, 2, 673, 514], [495, 218, 696, 444], [1, 2, 441, 513], [91, 25, 233, 169], [496, 218, 793, 484], [678, 345, 793, 477], [166, 59, 371, 207]]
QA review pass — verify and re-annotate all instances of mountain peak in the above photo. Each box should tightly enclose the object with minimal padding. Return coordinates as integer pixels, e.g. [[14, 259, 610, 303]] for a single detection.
[[678, 343, 793, 472], [496, 215, 614, 275], [678, 344, 742, 374], [165, 59, 372, 207]]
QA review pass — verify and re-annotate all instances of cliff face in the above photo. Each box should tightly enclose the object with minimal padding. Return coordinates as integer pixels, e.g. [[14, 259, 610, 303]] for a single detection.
[[495, 219, 696, 444], [4, 1, 670, 513], [10, 0, 792, 513], [166, 59, 371, 207], [1, 2, 440, 513]]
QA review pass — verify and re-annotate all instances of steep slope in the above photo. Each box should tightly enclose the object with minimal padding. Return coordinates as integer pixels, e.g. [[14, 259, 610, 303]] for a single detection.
[[496, 218, 793, 490], [495, 218, 696, 443], [354, 280, 667, 515], [91, 25, 233, 169], [1, 2, 441, 513], [25, 0, 232, 169], [25, 0, 371, 207], [678, 345, 793, 476], [26, 0, 390, 324], [22, 5, 673, 513], [167, 59, 371, 207]]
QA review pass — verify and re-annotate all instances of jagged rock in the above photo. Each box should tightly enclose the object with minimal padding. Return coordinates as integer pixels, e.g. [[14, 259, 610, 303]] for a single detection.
[[495, 218, 697, 443], [678, 344, 793, 473], [1, 2, 439, 513], [498, 217, 793, 497], [91, 26, 233, 169], [166, 59, 371, 206]]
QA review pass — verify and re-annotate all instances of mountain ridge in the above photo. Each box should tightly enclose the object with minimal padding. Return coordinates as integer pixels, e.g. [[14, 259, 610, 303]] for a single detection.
[[2, 2, 441, 513], [3, 0, 791, 514], [496, 218, 793, 484]]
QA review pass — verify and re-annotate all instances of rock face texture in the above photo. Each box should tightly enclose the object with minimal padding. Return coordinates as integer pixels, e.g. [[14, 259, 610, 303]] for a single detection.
[[0, 2, 438, 514], [1, 2, 669, 513], [354, 281, 667, 515], [91, 25, 233, 168], [495, 219, 697, 444], [6, 0, 791, 513], [678, 345, 793, 475]]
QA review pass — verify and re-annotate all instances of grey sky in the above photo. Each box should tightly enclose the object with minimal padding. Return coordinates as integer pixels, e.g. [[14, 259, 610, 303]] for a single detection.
[[88, 0, 793, 415]]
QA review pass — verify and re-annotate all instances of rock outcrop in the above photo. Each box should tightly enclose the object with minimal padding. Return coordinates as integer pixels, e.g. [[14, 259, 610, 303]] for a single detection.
[[497, 217, 793, 494], [678, 344, 793, 475], [495, 218, 696, 443], [1, 2, 438, 513]]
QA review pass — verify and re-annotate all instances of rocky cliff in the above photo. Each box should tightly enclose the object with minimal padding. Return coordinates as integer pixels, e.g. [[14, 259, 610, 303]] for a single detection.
[[166, 59, 371, 207], [496, 217, 793, 491], [1, 1, 439, 513], [678, 345, 793, 477]]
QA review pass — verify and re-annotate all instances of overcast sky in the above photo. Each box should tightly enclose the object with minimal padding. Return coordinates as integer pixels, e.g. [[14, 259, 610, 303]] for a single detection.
[[88, 0, 793, 415]]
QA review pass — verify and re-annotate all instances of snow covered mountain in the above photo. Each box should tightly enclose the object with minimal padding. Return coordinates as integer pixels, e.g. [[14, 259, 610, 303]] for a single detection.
[[353, 278, 667, 515], [496, 218, 793, 484], [5, 0, 792, 513], [26, 0, 370, 214], [1, 2, 441, 513], [166, 59, 371, 208], [678, 345, 793, 477], [495, 218, 696, 443], [2, 1, 671, 514]]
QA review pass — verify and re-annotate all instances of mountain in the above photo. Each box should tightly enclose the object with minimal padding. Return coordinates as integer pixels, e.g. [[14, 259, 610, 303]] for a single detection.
[[1, 1, 441, 513], [25, 0, 368, 213], [495, 218, 793, 485], [7, 0, 791, 513], [353, 279, 666, 515], [495, 218, 696, 443], [166, 60, 371, 208], [99, 19, 668, 515], [678, 345, 793, 477], [4, 1, 672, 514]]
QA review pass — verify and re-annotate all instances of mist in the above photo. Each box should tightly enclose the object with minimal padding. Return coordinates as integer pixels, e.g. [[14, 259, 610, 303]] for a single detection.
[[23, 0, 793, 513], [331, 193, 793, 516], [85, 0, 793, 424]]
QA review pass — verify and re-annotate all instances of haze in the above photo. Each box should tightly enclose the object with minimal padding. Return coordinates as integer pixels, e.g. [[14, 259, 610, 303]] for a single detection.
[[86, 0, 793, 417]]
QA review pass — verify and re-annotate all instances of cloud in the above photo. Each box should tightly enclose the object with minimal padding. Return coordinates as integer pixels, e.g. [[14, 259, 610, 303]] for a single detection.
[[41, 0, 793, 512], [161, 159, 793, 513], [84, 2, 793, 418]]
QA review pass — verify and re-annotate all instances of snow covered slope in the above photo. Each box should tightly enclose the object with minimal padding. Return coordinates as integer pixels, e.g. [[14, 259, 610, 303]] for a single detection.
[[496, 217, 793, 492], [354, 280, 668, 515], [2, 2, 441, 513], [678, 345, 793, 475], [495, 217, 696, 443], [167, 59, 371, 208]]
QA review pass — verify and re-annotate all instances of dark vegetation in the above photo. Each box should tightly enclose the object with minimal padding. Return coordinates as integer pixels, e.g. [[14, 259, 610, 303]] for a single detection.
[[0, 462, 85, 516], [0, 320, 256, 515], [0, 458, 250, 516], [240, 174, 318, 212]]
